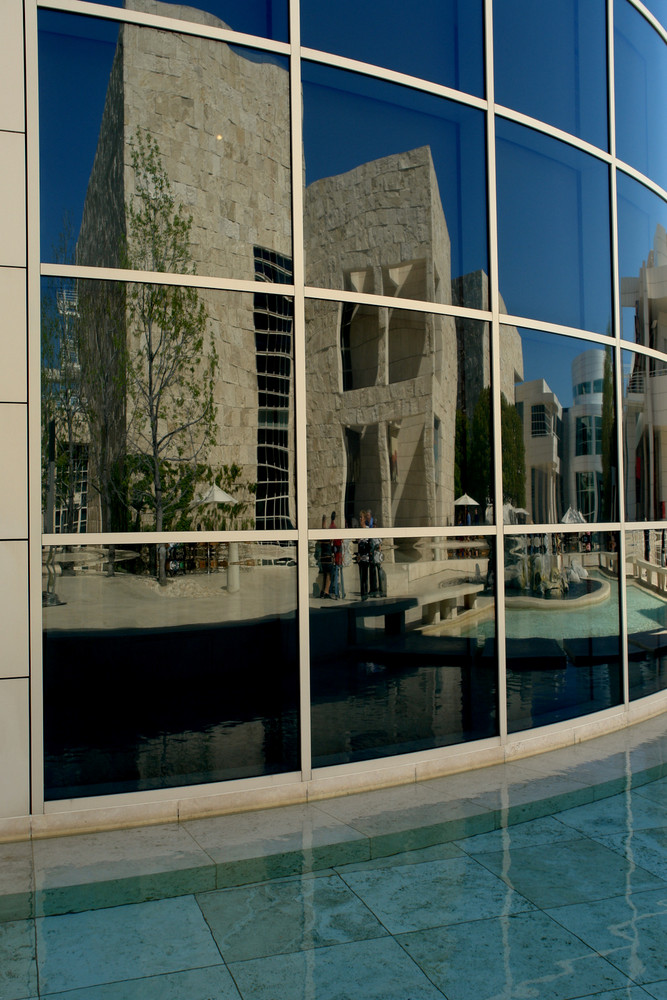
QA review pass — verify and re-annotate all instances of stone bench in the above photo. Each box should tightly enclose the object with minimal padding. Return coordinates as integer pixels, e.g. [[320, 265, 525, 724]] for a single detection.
[[346, 597, 418, 644], [416, 583, 484, 625]]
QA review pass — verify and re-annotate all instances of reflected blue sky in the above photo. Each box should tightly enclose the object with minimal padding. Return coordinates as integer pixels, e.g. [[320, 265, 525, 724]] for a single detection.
[[64, 0, 288, 39], [496, 119, 612, 334], [301, 0, 483, 97], [615, 0, 667, 193], [494, 0, 608, 149]]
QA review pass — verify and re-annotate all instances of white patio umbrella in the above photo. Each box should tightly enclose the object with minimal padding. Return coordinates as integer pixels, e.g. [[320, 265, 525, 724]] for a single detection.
[[561, 506, 586, 524], [454, 493, 479, 507], [191, 484, 235, 506]]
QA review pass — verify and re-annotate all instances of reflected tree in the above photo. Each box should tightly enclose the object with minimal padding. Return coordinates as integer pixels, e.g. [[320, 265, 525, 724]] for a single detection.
[[467, 388, 525, 509], [41, 221, 89, 533], [121, 130, 218, 538]]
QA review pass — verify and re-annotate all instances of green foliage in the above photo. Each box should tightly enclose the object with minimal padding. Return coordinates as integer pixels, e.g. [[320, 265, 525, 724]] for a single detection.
[[501, 393, 526, 508], [465, 388, 526, 510]]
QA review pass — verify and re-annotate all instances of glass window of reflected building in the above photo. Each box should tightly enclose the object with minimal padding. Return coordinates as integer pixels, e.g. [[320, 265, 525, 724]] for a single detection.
[[38, 11, 292, 277], [502, 328, 617, 526], [617, 172, 667, 346], [41, 279, 296, 534], [302, 64, 488, 309], [504, 531, 621, 733], [306, 301, 493, 530], [615, 0, 667, 192], [51, 0, 289, 41], [309, 535, 497, 767], [625, 528, 667, 700], [494, 0, 608, 149], [496, 121, 612, 334], [623, 348, 667, 522], [42, 541, 299, 799], [300, 0, 484, 97]]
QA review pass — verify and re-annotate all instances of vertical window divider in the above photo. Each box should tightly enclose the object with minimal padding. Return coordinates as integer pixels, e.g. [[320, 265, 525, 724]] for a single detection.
[[289, 0, 313, 782], [608, 0, 630, 707], [485, 0, 508, 744]]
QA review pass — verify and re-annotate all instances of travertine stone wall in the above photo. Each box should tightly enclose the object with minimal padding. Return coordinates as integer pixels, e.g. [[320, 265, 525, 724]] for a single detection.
[[0, 0, 30, 820]]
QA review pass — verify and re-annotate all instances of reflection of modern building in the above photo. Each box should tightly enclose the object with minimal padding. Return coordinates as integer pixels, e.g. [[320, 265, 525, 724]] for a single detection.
[[515, 378, 563, 523], [568, 350, 606, 522], [515, 348, 610, 523], [623, 224, 667, 520]]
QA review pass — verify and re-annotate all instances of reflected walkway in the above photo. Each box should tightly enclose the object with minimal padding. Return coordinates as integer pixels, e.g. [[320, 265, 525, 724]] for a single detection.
[[4, 713, 667, 997]]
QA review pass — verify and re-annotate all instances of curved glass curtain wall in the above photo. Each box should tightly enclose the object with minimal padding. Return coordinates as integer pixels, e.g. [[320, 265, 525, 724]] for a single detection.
[[37, 0, 667, 801]]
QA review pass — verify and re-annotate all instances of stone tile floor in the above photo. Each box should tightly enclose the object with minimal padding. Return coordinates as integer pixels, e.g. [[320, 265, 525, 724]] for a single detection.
[[4, 714, 667, 999]]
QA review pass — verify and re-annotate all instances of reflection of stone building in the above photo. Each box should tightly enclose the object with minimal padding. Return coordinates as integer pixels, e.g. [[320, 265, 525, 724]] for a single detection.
[[623, 224, 667, 520], [74, 1, 524, 532], [77, 1, 295, 531], [304, 146, 456, 528]]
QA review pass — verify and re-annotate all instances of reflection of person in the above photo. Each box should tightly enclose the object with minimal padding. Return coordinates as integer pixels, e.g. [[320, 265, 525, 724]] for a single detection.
[[330, 511, 341, 599], [357, 510, 370, 600], [320, 513, 333, 598], [367, 509, 379, 596]]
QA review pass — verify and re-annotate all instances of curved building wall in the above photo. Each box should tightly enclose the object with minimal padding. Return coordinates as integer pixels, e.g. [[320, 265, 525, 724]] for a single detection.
[[1, 0, 667, 829]]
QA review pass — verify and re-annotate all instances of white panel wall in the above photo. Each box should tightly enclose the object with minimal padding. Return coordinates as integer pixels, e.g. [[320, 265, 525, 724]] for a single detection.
[[0, 0, 30, 819]]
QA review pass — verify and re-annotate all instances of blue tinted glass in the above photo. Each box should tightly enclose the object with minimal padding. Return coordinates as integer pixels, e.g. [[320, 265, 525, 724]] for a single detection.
[[303, 64, 488, 308], [38, 12, 118, 263], [309, 536, 497, 766], [496, 120, 612, 334], [494, 0, 608, 148], [615, 0, 667, 191], [63, 0, 288, 41], [617, 172, 667, 344], [43, 542, 299, 798], [39, 11, 292, 279], [301, 0, 484, 97]]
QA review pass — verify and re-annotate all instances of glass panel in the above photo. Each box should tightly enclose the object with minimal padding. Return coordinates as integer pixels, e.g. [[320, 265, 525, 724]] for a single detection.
[[496, 120, 612, 334], [303, 65, 488, 309], [38, 12, 292, 277], [42, 541, 298, 799], [617, 173, 667, 345], [504, 328, 617, 525], [309, 535, 497, 766], [623, 348, 667, 521], [615, 0, 667, 192], [301, 0, 484, 97], [306, 301, 493, 529], [494, 0, 608, 148], [53, 0, 289, 41], [41, 279, 295, 534], [626, 529, 667, 700], [504, 531, 621, 733]]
